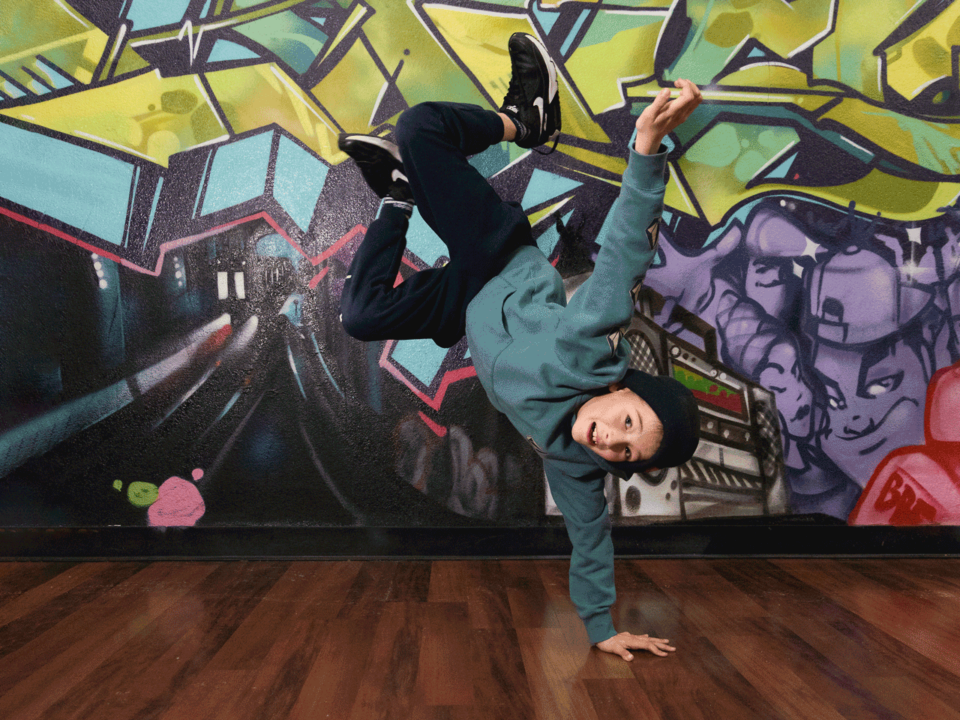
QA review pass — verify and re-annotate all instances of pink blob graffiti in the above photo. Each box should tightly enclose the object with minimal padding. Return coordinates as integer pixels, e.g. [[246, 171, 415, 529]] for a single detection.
[[148, 476, 206, 527]]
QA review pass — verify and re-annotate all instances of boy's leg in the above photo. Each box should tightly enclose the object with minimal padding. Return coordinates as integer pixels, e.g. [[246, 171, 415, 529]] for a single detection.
[[340, 103, 530, 348], [390, 33, 560, 268], [340, 33, 559, 347], [396, 102, 537, 321], [339, 202, 455, 344], [393, 101, 528, 270]]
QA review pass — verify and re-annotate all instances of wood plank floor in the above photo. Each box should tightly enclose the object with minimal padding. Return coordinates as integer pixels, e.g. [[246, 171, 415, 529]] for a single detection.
[[0, 558, 958, 720]]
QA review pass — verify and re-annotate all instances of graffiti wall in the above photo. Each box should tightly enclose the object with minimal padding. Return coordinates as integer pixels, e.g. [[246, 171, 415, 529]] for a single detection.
[[0, 0, 958, 530]]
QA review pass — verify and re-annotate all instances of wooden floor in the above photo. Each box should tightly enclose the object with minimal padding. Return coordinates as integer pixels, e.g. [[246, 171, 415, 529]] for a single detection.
[[0, 559, 958, 719]]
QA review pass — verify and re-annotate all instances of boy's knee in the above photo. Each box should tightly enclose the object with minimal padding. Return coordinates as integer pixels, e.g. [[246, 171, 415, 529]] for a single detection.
[[396, 102, 441, 150], [338, 301, 372, 342]]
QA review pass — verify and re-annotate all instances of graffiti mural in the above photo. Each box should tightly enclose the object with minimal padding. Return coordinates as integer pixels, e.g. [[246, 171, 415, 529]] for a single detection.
[[0, 0, 957, 529]]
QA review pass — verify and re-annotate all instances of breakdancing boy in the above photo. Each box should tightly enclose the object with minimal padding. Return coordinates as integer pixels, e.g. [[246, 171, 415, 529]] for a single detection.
[[338, 33, 702, 661]]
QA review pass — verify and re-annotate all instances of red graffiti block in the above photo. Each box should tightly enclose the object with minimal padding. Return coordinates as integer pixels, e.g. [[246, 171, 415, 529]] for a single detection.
[[849, 449, 960, 526], [849, 359, 960, 526], [927, 362, 960, 443]]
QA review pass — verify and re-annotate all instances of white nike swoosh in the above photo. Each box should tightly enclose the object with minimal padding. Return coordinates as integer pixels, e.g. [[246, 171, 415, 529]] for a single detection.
[[391, 169, 408, 183], [533, 97, 546, 134]]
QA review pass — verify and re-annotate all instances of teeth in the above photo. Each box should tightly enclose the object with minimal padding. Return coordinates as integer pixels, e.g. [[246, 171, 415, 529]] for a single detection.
[[592, 425, 597, 445]]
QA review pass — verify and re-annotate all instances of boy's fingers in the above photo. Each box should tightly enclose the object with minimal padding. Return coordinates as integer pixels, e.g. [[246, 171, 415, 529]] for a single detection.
[[641, 78, 700, 137], [677, 82, 698, 108], [659, 102, 688, 125], [680, 77, 700, 95], [675, 79, 701, 107], [664, 87, 700, 124], [660, 84, 694, 113], [649, 87, 671, 114]]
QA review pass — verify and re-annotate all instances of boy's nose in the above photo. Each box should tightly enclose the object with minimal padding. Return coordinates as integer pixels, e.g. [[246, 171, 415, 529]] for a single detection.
[[602, 426, 623, 447]]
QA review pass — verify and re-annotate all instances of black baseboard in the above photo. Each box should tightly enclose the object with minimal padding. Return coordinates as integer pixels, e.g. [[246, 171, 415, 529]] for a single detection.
[[2, 517, 960, 559]]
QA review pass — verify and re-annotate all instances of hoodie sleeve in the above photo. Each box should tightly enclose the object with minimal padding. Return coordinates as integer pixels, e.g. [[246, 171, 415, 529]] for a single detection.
[[555, 146, 668, 383], [544, 460, 617, 645]]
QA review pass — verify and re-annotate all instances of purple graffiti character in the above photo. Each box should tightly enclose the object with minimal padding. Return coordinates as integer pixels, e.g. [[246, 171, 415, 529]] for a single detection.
[[717, 290, 813, 442], [806, 245, 936, 486]]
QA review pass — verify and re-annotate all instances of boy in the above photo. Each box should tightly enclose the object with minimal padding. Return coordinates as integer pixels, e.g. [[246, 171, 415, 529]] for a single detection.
[[338, 33, 702, 661]]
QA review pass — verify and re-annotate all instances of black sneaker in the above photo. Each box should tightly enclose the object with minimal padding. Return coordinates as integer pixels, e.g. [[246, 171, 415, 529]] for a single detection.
[[499, 32, 560, 152], [337, 134, 415, 205]]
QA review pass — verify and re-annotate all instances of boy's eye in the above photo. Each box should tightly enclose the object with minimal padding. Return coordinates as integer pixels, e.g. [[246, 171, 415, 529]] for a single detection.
[[625, 447, 632, 460], [625, 416, 632, 428]]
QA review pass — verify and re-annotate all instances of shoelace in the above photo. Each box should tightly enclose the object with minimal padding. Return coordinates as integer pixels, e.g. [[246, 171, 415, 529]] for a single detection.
[[533, 133, 560, 155]]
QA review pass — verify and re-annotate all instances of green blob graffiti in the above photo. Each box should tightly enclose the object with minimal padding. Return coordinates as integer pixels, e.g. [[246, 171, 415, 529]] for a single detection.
[[128, 481, 160, 508]]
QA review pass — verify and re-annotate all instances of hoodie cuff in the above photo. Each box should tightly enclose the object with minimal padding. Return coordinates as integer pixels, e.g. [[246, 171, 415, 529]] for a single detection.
[[623, 143, 669, 193], [584, 611, 617, 645]]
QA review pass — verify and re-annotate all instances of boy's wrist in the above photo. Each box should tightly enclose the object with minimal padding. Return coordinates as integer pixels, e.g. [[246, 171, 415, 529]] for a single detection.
[[633, 131, 660, 155]]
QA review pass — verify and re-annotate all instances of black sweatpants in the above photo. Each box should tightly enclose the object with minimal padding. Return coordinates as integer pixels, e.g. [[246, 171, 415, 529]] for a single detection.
[[339, 102, 534, 348]]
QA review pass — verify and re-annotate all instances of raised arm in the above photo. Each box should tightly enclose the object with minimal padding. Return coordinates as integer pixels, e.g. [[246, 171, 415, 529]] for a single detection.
[[555, 80, 702, 380], [634, 79, 702, 156]]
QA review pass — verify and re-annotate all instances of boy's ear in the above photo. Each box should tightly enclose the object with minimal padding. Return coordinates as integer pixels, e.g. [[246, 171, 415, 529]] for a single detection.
[[608, 381, 623, 393]]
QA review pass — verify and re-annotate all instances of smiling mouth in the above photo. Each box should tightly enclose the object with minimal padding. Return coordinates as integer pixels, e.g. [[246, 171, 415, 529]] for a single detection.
[[590, 422, 597, 446], [858, 437, 888, 457], [835, 397, 920, 442]]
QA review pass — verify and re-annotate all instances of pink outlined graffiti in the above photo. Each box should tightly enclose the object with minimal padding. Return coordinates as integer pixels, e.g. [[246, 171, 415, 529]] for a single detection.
[[0, 203, 365, 281], [378, 339, 477, 413], [417, 411, 448, 438]]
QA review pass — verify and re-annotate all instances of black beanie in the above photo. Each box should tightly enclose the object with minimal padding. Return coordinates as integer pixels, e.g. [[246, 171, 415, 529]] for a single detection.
[[594, 369, 701, 479]]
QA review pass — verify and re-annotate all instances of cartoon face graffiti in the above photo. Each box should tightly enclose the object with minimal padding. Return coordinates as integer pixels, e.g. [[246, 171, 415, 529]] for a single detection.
[[757, 339, 814, 441], [745, 257, 799, 321], [804, 242, 936, 484], [741, 206, 812, 321], [812, 337, 929, 485]]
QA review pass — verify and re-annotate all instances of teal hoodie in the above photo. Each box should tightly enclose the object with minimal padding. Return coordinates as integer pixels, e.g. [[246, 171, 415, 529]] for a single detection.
[[465, 145, 668, 644]]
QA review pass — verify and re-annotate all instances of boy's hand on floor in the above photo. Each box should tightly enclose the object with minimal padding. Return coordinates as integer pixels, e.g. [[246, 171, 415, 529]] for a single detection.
[[595, 631, 677, 661], [635, 78, 702, 155]]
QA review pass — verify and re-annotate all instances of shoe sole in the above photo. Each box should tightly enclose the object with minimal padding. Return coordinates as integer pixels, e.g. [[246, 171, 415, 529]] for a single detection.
[[338, 134, 403, 164], [518, 33, 557, 106], [511, 33, 560, 142]]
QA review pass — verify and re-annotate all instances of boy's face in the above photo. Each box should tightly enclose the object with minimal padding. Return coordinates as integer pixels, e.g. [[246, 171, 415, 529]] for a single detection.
[[572, 384, 663, 463]]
